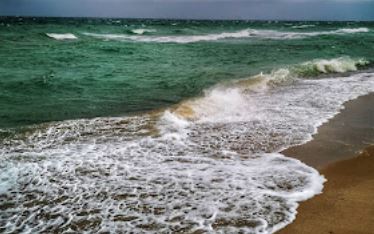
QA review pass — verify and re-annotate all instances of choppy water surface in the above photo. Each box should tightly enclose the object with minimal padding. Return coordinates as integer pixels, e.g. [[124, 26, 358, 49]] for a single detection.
[[0, 18, 374, 233]]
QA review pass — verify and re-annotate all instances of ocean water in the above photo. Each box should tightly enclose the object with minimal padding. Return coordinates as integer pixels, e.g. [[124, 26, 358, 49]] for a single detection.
[[0, 17, 374, 233]]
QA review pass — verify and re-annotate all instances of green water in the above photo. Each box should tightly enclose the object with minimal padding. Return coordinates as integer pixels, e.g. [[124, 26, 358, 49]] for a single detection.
[[0, 17, 373, 128]]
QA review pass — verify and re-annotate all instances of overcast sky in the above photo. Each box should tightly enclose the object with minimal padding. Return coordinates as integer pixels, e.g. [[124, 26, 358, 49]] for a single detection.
[[1, 0, 374, 20]]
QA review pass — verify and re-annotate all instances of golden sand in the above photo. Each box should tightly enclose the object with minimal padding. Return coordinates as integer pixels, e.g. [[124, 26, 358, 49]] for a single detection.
[[279, 146, 374, 234]]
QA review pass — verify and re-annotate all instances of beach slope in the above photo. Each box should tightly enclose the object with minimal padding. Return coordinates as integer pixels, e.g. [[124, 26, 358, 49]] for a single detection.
[[279, 146, 374, 234]]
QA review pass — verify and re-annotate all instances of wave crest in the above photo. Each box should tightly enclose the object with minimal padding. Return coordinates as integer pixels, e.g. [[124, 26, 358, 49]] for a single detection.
[[295, 57, 369, 76], [83, 27, 369, 43], [173, 57, 370, 121], [46, 33, 78, 40], [131, 28, 157, 35], [291, 24, 316, 29]]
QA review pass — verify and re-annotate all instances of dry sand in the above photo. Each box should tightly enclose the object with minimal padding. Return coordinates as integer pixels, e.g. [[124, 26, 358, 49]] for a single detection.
[[279, 93, 374, 234]]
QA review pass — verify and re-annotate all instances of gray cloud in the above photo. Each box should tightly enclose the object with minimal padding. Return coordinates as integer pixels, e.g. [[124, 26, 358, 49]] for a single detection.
[[0, 0, 374, 20]]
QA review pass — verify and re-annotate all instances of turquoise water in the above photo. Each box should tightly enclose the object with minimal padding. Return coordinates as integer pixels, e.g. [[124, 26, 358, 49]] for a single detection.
[[0, 18, 373, 128], [1, 17, 374, 233]]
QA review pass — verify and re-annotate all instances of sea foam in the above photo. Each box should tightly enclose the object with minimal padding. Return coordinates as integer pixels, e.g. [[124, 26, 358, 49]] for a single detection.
[[291, 24, 316, 29], [300, 57, 369, 74], [83, 27, 369, 43], [1, 58, 374, 233], [46, 33, 78, 40], [131, 28, 157, 34]]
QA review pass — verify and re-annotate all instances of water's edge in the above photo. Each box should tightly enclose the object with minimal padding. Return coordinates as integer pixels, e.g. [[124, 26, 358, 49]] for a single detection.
[[283, 92, 374, 169]]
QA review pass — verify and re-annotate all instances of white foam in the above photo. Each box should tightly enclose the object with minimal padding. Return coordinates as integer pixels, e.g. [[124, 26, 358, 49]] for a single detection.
[[83, 27, 369, 43], [335, 27, 370, 34], [250, 27, 370, 40], [177, 72, 374, 127], [1, 67, 374, 233], [0, 165, 18, 194], [291, 24, 316, 29], [84, 29, 251, 43], [302, 57, 369, 74], [131, 28, 157, 34], [46, 33, 78, 40]]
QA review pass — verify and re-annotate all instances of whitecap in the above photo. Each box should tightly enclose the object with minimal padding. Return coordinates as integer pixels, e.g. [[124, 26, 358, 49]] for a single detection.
[[46, 33, 78, 40], [131, 28, 157, 34], [291, 24, 316, 29], [83, 27, 369, 43], [300, 57, 369, 74]]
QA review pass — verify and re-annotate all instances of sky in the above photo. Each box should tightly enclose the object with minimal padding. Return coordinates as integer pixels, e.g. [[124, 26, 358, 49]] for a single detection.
[[0, 0, 374, 20]]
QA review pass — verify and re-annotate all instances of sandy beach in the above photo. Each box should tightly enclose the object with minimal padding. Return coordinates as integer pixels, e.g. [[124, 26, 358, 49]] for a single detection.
[[279, 93, 374, 234]]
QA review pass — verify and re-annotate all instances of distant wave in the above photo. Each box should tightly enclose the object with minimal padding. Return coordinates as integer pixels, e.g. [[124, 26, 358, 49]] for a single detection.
[[291, 24, 316, 29], [46, 33, 78, 40], [83, 30, 251, 43], [131, 29, 157, 35], [83, 27, 369, 43]]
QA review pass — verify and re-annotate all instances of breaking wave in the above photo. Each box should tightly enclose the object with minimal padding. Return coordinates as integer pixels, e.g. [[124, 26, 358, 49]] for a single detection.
[[296, 57, 369, 76], [1, 57, 374, 233], [83, 27, 369, 43], [291, 24, 316, 29], [173, 57, 371, 121], [46, 33, 78, 40], [131, 28, 157, 35]]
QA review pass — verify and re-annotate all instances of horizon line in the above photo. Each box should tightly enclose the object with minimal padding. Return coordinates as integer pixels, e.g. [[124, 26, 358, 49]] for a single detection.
[[1, 15, 373, 22]]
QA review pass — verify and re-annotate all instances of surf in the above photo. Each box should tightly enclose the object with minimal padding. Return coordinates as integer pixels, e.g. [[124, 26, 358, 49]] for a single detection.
[[83, 27, 369, 43], [291, 24, 316, 29], [46, 33, 78, 40], [1, 56, 374, 233], [131, 28, 157, 34]]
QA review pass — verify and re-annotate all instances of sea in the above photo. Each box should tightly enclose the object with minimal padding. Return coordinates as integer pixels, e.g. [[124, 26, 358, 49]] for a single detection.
[[0, 17, 374, 233]]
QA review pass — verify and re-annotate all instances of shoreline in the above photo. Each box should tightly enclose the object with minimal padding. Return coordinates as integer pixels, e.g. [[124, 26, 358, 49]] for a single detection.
[[283, 93, 374, 169], [279, 93, 374, 233]]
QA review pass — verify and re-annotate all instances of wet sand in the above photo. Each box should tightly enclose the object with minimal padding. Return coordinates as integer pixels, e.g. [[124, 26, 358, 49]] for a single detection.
[[283, 93, 374, 169], [279, 93, 374, 234]]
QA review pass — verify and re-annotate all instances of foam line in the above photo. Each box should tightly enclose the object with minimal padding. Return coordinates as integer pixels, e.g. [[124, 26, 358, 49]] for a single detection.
[[46, 33, 78, 40], [83, 27, 369, 43]]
